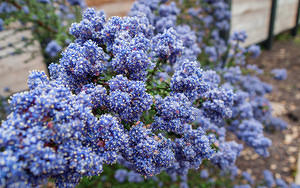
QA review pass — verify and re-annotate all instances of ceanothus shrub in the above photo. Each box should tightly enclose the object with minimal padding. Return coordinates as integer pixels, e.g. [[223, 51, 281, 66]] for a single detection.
[[0, 8, 237, 187]]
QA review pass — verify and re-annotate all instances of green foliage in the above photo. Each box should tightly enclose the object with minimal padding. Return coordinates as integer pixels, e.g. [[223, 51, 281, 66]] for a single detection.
[[76, 162, 237, 188], [0, 0, 82, 66]]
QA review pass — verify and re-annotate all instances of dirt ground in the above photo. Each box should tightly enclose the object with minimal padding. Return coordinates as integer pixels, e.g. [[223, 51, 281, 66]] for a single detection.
[[235, 37, 300, 184]]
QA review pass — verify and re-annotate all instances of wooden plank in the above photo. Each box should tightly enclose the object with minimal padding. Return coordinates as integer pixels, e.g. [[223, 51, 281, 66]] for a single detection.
[[0, 29, 47, 97], [87, 0, 134, 16], [231, 0, 272, 46], [274, 0, 298, 34]]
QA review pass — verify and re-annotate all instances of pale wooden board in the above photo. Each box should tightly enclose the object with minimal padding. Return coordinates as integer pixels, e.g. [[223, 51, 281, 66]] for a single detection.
[[87, 0, 134, 16], [0, 28, 47, 97], [274, 0, 298, 34], [231, 0, 272, 47]]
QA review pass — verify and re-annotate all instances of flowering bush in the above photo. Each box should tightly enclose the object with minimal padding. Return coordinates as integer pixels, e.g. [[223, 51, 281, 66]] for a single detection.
[[0, 0, 291, 187]]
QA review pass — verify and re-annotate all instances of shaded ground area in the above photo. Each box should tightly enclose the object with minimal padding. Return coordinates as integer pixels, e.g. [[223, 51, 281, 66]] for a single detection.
[[236, 37, 300, 184]]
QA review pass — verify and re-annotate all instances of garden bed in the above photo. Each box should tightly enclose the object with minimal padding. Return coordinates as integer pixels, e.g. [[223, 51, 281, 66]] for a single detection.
[[236, 36, 300, 184]]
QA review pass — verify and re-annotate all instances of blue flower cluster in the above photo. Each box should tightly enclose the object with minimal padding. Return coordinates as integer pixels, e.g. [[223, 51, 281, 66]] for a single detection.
[[0, 2, 17, 14], [152, 28, 183, 64], [153, 93, 198, 134], [211, 141, 243, 169], [271, 68, 287, 80], [45, 40, 62, 58], [236, 119, 272, 157], [108, 75, 153, 122], [1, 0, 291, 186], [170, 61, 208, 101], [0, 7, 240, 186], [127, 0, 288, 176], [0, 71, 104, 187], [0, 18, 3, 31], [114, 169, 144, 183], [123, 123, 175, 176]]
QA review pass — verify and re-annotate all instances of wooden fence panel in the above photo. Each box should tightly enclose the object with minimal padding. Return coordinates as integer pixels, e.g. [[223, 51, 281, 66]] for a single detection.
[[231, 0, 272, 47], [0, 28, 47, 97], [86, 0, 134, 16], [274, 0, 298, 34]]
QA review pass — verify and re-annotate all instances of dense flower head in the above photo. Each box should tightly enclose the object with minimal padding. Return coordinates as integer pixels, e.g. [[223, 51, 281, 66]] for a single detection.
[[202, 70, 221, 89], [170, 126, 214, 175], [176, 25, 201, 60], [129, 2, 155, 24], [263, 170, 275, 187], [79, 84, 107, 109], [114, 169, 128, 183], [276, 178, 288, 188], [70, 8, 153, 50], [236, 119, 272, 157], [128, 170, 144, 183], [45, 40, 62, 58], [211, 141, 243, 169], [153, 93, 198, 134], [0, 2, 17, 14], [200, 169, 209, 179], [202, 87, 234, 122], [70, 8, 106, 43], [240, 76, 272, 96], [247, 45, 261, 58], [265, 116, 287, 130], [134, 0, 180, 33], [231, 31, 247, 43], [246, 64, 263, 74], [159, 2, 180, 17], [111, 32, 151, 80], [152, 28, 183, 64], [251, 96, 272, 122], [0, 71, 104, 187], [223, 66, 242, 84], [242, 171, 254, 185], [231, 90, 253, 119], [171, 61, 209, 101], [49, 40, 107, 92], [90, 114, 128, 164], [108, 75, 153, 122], [123, 123, 175, 176], [0, 18, 4, 31], [271, 68, 287, 80], [67, 0, 85, 7]]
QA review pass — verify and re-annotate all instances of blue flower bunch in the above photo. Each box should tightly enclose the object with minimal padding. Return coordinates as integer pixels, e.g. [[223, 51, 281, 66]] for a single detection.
[[114, 169, 145, 183], [255, 169, 295, 187], [130, 0, 289, 158], [124, 3, 291, 187], [0, 7, 239, 187], [271, 68, 287, 80]]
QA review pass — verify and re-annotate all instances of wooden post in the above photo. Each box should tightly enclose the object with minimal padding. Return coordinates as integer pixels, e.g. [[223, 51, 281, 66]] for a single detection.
[[292, 0, 300, 36], [264, 0, 278, 50]]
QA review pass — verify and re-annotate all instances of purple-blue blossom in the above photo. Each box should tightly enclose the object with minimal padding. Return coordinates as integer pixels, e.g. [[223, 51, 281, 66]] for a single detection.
[[0, 18, 3, 31], [45, 40, 62, 57], [263, 170, 275, 187], [242, 171, 254, 185], [200, 169, 209, 179], [271, 68, 287, 80], [114, 169, 128, 183]]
